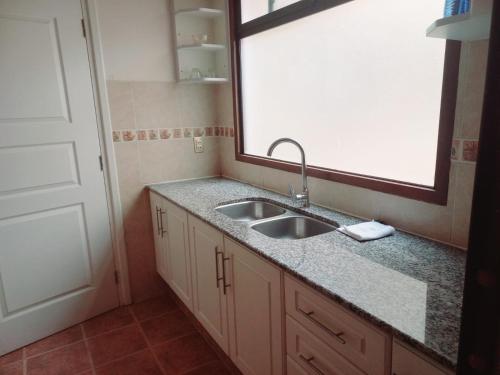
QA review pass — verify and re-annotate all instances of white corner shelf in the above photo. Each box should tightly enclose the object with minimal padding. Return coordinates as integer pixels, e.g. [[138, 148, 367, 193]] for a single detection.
[[175, 8, 224, 19], [426, 0, 492, 41], [179, 77, 229, 84], [177, 43, 226, 51]]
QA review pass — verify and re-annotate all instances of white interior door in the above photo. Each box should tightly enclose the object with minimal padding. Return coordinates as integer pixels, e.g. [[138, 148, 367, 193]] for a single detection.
[[0, 0, 119, 355]]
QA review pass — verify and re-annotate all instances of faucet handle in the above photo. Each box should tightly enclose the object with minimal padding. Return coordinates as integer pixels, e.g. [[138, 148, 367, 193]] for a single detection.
[[288, 184, 296, 200]]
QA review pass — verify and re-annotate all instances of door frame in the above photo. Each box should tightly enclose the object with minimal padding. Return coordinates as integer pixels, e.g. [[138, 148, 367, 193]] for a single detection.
[[79, 0, 132, 305]]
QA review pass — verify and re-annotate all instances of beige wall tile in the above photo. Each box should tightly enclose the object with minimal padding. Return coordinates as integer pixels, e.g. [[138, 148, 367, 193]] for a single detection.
[[107, 81, 135, 130], [179, 85, 216, 127], [454, 41, 488, 140], [215, 83, 234, 127], [132, 82, 180, 129], [451, 163, 476, 247]]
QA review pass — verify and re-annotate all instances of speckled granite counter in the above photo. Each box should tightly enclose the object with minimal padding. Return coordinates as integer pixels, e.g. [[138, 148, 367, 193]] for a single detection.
[[149, 177, 466, 370]]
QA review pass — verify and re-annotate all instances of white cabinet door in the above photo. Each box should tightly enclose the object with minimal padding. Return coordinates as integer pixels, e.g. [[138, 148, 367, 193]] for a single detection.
[[188, 215, 229, 353], [392, 341, 451, 375], [0, 0, 118, 355], [165, 199, 193, 311], [149, 192, 168, 281], [225, 237, 283, 375]]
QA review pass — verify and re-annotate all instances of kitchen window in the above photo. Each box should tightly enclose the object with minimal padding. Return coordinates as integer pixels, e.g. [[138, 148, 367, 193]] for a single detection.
[[230, 0, 460, 204]]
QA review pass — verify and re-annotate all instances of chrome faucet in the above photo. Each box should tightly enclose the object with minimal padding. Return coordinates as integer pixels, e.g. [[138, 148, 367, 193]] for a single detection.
[[267, 138, 309, 208]]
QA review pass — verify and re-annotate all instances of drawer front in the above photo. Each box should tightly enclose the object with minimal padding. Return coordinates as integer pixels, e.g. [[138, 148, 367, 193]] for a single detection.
[[285, 274, 390, 375], [392, 341, 451, 375], [286, 316, 366, 375]]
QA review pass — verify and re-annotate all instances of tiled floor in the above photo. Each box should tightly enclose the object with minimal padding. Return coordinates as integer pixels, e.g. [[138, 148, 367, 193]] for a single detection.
[[0, 293, 237, 375]]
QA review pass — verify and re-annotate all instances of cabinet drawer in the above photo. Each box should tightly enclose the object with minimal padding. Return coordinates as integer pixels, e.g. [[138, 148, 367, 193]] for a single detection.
[[392, 341, 451, 375], [286, 316, 366, 375], [287, 356, 308, 375], [285, 274, 390, 375]]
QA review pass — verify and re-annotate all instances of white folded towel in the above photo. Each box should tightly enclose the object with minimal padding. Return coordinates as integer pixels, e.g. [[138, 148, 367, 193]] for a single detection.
[[337, 220, 395, 242]]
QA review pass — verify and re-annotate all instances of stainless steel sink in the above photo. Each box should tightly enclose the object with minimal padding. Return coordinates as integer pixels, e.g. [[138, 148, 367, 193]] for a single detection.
[[251, 216, 337, 240], [216, 200, 286, 222]]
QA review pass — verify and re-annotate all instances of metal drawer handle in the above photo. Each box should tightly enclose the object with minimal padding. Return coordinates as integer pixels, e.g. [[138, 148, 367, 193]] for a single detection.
[[155, 206, 161, 235], [159, 209, 167, 237], [214, 246, 224, 288], [298, 307, 346, 345], [222, 255, 231, 295], [299, 354, 325, 375]]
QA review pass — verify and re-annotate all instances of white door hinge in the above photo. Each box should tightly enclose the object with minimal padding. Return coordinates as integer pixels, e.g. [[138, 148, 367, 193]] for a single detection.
[[99, 155, 103, 171]]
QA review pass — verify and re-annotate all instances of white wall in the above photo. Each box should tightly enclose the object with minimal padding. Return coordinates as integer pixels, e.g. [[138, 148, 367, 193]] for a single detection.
[[97, 0, 176, 82]]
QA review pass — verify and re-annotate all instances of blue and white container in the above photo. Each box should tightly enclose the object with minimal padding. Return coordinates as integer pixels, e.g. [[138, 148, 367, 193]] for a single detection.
[[444, 0, 471, 17]]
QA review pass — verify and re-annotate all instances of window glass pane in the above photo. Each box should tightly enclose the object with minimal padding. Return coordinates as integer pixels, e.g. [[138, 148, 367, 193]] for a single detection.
[[240, 0, 446, 186], [241, 0, 302, 23]]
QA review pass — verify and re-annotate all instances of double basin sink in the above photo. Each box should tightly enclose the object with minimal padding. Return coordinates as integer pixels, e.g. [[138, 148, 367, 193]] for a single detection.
[[215, 200, 338, 240]]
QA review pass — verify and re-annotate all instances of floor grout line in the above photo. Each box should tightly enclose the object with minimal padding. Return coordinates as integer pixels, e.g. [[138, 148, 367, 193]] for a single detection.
[[22, 347, 27, 375], [24, 339, 85, 360], [90, 347, 149, 372], [81, 324, 97, 375], [129, 305, 167, 375]]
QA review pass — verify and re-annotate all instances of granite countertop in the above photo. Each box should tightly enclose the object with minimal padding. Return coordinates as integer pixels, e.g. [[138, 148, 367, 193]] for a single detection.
[[149, 177, 466, 370]]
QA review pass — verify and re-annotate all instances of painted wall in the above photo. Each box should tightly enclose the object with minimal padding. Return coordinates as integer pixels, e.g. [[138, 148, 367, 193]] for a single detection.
[[97, 0, 223, 301], [218, 40, 488, 249]]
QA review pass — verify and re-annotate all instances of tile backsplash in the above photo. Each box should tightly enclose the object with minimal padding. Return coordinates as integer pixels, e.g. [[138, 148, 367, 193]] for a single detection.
[[108, 80, 221, 302]]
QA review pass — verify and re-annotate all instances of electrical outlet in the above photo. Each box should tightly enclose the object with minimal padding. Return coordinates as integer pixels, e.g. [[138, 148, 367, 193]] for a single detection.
[[193, 137, 204, 153]]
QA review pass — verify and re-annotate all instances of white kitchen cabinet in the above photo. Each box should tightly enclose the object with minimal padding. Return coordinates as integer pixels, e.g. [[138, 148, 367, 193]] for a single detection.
[[148, 193, 454, 375], [392, 341, 452, 375], [225, 237, 284, 375], [149, 192, 169, 281], [188, 214, 230, 353], [164, 199, 194, 311]]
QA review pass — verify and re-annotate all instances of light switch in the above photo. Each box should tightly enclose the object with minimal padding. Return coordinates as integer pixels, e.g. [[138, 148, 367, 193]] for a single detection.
[[193, 137, 204, 153]]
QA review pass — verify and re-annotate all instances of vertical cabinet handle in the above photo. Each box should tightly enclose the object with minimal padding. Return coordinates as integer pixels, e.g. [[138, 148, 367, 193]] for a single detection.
[[298, 354, 325, 375], [159, 209, 167, 237], [214, 246, 224, 288], [222, 255, 231, 295], [155, 206, 161, 236]]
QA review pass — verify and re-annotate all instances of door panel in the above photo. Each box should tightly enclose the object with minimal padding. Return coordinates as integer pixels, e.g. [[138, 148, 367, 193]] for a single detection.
[[188, 215, 229, 353], [0, 0, 119, 355], [165, 199, 193, 311], [225, 238, 283, 375], [0, 205, 92, 314]]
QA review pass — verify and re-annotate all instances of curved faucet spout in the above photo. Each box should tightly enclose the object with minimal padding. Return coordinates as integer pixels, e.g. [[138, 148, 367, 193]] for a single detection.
[[267, 138, 309, 207]]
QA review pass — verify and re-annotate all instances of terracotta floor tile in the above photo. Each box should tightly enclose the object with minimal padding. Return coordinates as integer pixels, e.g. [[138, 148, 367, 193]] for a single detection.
[[131, 294, 178, 321], [0, 361, 23, 375], [95, 349, 162, 375], [26, 341, 90, 375], [0, 349, 22, 367], [87, 325, 147, 366], [183, 360, 232, 375], [25, 325, 82, 357], [154, 333, 218, 374], [140, 309, 195, 346], [82, 307, 134, 338]]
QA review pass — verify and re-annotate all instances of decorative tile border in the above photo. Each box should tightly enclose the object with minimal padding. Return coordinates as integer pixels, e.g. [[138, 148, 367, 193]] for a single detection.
[[451, 138, 478, 162], [113, 127, 235, 143]]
